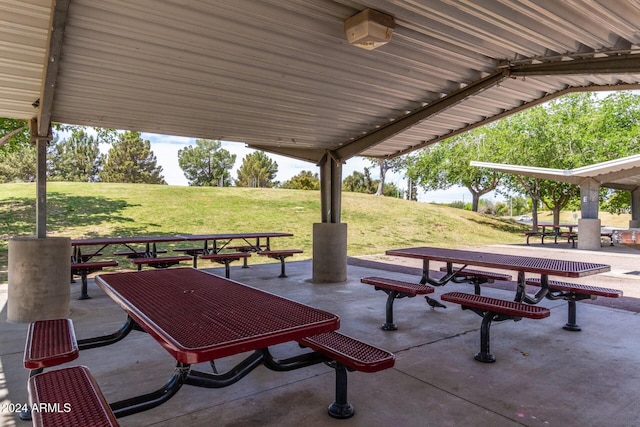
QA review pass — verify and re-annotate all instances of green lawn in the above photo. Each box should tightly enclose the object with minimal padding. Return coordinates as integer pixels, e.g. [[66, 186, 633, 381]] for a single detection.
[[0, 182, 586, 283]]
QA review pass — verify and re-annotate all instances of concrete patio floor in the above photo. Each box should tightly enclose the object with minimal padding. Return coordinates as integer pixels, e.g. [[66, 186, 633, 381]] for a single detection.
[[2, 243, 640, 426]]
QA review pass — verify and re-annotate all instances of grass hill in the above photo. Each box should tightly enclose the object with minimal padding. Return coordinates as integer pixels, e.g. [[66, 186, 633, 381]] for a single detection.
[[0, 182, 628, 283]]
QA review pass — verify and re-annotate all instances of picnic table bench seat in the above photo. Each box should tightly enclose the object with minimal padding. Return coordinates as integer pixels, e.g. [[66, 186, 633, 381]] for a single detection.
[[114, 249, 167, 258], [525, 277, 622, 331], [438, 266, 511, 294], [173, 247, 208, 267], [524, 230, 555, 245], [76, 252, 102, 262], [298, 331, 395, 419], [21, 318, 80, 422], [199, 252, 251, 278], [71, 260, 118, 300], [441, 291, 551, 363], [28, 365, 119, 427], [559, 232, 578, 247], [360, 276, 435, 331], [226, 245, 257, 267], [257, 249, 303, 278], [24, 318, 79, 371], [130, 255, 192, 271]]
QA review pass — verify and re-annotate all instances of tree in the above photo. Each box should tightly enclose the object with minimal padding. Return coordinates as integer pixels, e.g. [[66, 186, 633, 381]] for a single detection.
[[408, 127, 501, 212], [280, 170, 320, 190], [235, 151, 278, 187], [496, 94, 596, 226], [48, 129, 103, 182], [178, 139, 236, 186], [99, 131, 166, 184], [367, 156, 407, 196], [0, 143, 36, 182], [342, 168, 377, 193], [0, 118, 30, 150]]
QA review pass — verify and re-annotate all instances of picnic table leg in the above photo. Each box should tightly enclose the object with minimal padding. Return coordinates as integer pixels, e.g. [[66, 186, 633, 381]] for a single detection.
[[223, 260, 231, 278], [78, 270, 91, 300], [420, 260, 430, 285], [475, 311, 497, 363], [382, 290, 400, 331], [328, 362, 354, 419], [110, 363, 191, 418], [277, 255, 287, 278], [563, 297, 581, 332]]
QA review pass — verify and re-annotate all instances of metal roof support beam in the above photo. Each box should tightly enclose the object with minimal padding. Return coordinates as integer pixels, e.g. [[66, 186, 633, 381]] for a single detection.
[[30, 119, 52, 238], [331, 70, 509, 161], [510, 55, 640, 76], [37, 0, 70, 136], [318, 151, 343, 223], [246, 145, 325, 164], [390, 83, 640, 160]]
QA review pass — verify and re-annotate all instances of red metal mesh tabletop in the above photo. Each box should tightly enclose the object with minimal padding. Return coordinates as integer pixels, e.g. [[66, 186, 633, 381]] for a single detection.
[[96, 268, 339, 364], [386, 247, 610, 277]]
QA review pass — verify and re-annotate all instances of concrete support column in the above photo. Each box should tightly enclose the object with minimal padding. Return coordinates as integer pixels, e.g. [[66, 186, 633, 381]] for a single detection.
[[630, 187, 640, 228], [577, 219, 602, 250], [313, 152, 347, 283], [577, 178, 601, 250], [313, 223, 347, 283], [7, 236, 71, 323]]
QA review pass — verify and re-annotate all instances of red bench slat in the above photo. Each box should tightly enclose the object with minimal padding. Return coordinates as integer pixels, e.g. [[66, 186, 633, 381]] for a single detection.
[[299, 331, 395, 373], [525, 278, 622, 298], [130, 256, 192, 265], [438, 267, 511, 281], [24, 319, 79, 370], [200, 252, 251, 261], [441, 292, 551, 319], [71, 261, 118, 273], [28, 366, 119, 427], [360, 276, 434, 295]]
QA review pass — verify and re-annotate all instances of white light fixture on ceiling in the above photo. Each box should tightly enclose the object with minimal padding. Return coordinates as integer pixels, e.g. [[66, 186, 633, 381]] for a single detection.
[[344, 9, 395, 50]]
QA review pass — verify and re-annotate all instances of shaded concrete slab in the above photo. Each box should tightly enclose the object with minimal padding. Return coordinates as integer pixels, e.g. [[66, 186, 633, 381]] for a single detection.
[[2, 249, 640, 426]]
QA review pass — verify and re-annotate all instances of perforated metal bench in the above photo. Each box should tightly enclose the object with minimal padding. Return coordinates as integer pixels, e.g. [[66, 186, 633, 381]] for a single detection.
[[226, 245, 256, 267], [439, 266, 511, 294], [130, 255, 192, 271], [114, 249, 167, 258], [299, 331, 395, 419], [173, 247, 208, 267], [524, 231, 554, 245], [22, 318, 79, 421], [257, 249, 303, 277], [24, 318, 79, 371], [525, 278, 622, 331], [441, 292, 551, 363], [199, 252, 251, 278], [361, 276, 435, 330], [71, 261, 118, 300], [28, 365, 119, 427]]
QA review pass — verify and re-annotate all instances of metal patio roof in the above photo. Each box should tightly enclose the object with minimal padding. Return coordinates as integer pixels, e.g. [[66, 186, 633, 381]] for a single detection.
[[472, 154, 640, 191], [3, 1, 640, 164]]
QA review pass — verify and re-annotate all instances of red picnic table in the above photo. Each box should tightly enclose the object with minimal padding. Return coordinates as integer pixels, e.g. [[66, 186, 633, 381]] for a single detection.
[[87, 268, 339, 417]]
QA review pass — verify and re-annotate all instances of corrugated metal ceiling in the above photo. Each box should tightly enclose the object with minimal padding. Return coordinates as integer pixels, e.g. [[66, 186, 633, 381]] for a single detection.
[[3, 0, 640, 164]]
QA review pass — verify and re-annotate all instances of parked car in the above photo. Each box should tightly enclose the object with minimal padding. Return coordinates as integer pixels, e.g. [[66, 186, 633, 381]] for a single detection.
[[516, 216, 533, 222]]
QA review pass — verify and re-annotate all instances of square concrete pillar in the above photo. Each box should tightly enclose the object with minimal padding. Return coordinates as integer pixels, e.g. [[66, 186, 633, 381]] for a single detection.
[[312, 223, 347, 283], [577, 219, 601, 250]]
